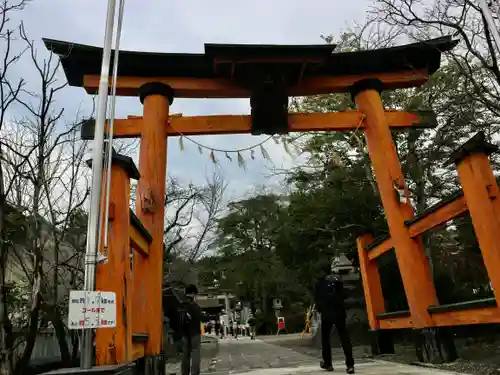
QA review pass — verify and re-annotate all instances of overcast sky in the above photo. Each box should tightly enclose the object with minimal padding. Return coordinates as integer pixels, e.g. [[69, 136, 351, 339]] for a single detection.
[[10, 0, 374, 200]]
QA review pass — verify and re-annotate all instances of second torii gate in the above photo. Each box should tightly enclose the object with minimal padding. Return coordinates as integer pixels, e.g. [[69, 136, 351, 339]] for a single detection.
[[44, 35, 457, 373]]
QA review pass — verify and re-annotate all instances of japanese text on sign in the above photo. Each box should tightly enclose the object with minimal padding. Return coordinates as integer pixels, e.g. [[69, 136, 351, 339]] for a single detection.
[[68, 291, 116, 329]]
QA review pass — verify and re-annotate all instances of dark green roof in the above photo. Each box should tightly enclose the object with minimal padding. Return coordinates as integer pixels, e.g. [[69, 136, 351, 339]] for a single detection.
[[43, 36, 457, 88]]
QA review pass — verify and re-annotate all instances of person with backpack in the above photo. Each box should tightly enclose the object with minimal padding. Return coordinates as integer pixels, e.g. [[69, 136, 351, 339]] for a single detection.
[[314, 263, 355, 374], [179, 284, 202, 375]]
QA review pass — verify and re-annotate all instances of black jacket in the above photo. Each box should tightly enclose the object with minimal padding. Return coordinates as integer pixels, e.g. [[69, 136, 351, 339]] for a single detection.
[[314, 275, 347, 318], [179, 297, 201, 336]]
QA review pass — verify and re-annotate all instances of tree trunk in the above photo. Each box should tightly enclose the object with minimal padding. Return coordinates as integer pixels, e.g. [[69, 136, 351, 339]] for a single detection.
[[13, 151, 46, 375], [14, 176, 43, 375], [50, 237, 70, 364], [70, 331, 79, 360], [49, 306, 71, 364], [0, 281, 14, 375], [13, 273, 42, 375], [407, 133, 434, 275], [261, 286, 268, 316], [363, 157, 378, 196], [0, 160, 14, 375], [14, 293, 41, 375]]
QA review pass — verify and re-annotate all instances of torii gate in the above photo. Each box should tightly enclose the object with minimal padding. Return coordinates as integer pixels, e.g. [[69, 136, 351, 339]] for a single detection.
[[43, 36, 459, 374]]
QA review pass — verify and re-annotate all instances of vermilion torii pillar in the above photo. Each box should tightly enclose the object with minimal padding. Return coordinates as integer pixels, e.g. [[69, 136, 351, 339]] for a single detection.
[[93, 153, 139, 365], [132, 83, 173, 357], [453, 134, 500, 304], [351, 79, 438, 329]]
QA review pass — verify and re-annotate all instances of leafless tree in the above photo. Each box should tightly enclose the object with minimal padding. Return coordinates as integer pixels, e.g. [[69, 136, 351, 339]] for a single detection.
[[370, 0, 500, 126], [0, 22, 91, 374], [183, 168, 227, 262], [162, 169, 227, 286], [163, 178, 201, 256], [0, 2, 31, 374]]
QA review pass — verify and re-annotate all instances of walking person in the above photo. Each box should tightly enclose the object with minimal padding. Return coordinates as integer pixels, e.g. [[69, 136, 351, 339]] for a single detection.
[[180, 284, 202, 375], [247, 313, 256, 340], [233, 319, 238, 339], [215, 319, 221, 338], [219, 321, 225, 339], [314, 264, 355, 374]]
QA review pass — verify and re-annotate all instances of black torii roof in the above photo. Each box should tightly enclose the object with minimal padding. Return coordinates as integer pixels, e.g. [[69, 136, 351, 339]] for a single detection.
[[43, 36, 457, 88]]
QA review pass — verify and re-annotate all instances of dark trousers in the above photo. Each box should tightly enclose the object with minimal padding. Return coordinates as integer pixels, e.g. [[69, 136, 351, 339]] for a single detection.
[[182, 334, 201, 375], [321, 314, 354, 368], [249, 325, 256, 339]]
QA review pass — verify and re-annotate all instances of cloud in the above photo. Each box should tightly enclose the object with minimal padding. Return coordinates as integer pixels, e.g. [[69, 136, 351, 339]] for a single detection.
[[8, 0, 371, 199]]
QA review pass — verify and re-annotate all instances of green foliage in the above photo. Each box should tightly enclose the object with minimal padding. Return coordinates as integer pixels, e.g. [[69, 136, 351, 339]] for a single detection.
[[279, 161, 386, 289], [213, 195, 305, 311]]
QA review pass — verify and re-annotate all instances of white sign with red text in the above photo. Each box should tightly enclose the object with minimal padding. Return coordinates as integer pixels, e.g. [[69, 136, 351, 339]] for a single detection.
[[68, 291, 116, 329]]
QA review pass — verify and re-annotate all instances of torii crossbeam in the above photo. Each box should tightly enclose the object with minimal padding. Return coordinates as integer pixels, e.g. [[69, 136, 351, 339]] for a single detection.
[[80, 111, 437, 139]]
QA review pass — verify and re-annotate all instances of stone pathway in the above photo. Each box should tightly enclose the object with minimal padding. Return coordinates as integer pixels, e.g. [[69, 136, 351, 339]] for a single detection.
[[165, 337, 218, 375], [210, 336, 317, 374], [213, 361, 472, 375], [167, 335, 472, 375]]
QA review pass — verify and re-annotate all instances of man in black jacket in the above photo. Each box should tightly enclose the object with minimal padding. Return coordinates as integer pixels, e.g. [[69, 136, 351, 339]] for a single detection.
[[314, 264, 355, 374], [180, 284, 202, 375]]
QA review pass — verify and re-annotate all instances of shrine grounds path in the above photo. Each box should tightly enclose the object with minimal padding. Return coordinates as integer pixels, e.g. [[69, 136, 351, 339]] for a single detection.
[[166, 334, 476, 375]]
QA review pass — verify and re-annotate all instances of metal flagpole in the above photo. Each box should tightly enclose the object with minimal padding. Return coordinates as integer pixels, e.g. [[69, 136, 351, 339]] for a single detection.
[[478, 0, 500, 54], [99, 0, 126, 261], [81, 0, 117, 369]]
